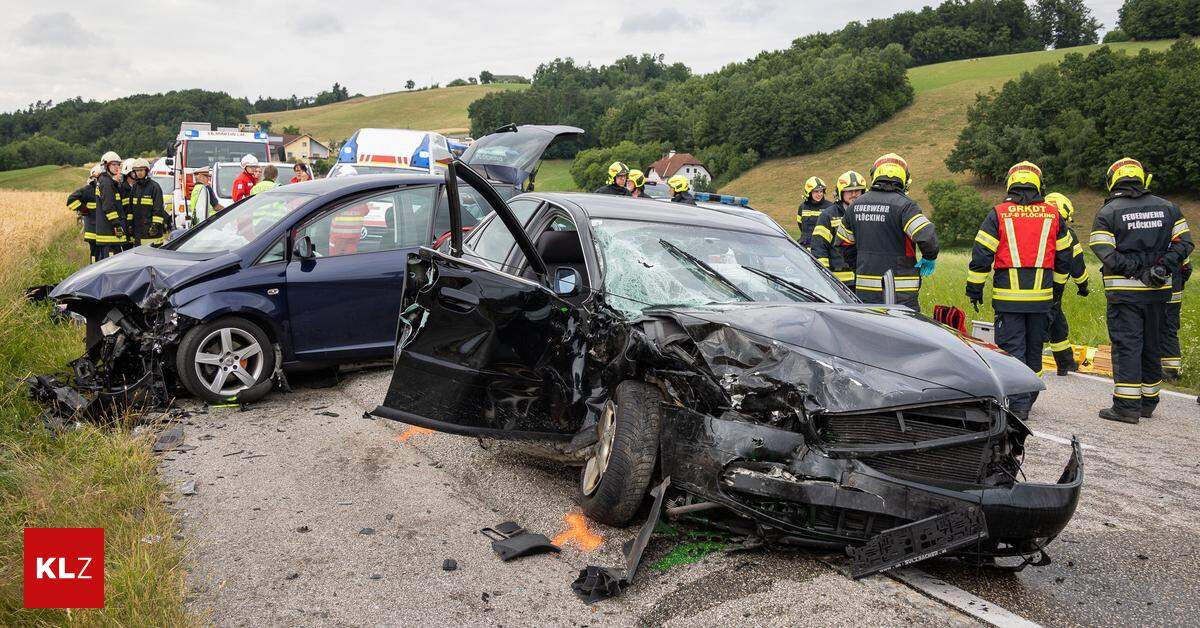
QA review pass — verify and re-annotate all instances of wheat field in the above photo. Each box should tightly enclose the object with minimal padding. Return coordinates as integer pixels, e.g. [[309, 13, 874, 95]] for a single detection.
[[0, 190, 78, 289]]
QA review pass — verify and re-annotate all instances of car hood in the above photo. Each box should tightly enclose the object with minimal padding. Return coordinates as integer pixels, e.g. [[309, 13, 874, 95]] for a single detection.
[[659, 302, 1043, 413], [50, 246, 241, 309], [462, 124, 584, 187]]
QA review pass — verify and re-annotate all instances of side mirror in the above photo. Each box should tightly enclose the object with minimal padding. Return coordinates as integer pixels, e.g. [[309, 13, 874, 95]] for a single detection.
[[164, 157, 174, 168], [553, 267, 580, 296], [293, 235, 315, 260], [166, 142, 176, 158]]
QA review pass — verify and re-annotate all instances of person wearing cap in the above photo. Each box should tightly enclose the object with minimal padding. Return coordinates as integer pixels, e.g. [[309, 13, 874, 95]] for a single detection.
[[594, 162, 630, 195], [232, 154, 261, 203], [1089, 157, 1193, 424], [188, 167, 222, 223], [837, 153, 938, 310], [93, 151, 126, 259], [797, 176, 833, 249], [67, 165, 103, 262]]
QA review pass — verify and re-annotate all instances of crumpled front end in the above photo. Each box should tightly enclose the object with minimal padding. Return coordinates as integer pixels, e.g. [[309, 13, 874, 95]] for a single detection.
[[635, 305, 1082, 576]]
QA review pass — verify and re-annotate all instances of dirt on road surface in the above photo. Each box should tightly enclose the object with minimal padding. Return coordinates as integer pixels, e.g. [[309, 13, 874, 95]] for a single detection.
[[158, 368, 1198, 626]]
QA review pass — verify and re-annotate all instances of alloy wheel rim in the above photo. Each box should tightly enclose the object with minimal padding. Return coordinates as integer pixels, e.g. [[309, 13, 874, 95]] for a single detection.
[[581, 401, 617, 496], [193, 328, 264, 397]]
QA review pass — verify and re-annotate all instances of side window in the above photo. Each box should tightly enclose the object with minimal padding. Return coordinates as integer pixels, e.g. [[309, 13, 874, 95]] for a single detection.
[[466, 198, 541, 272], [296, 189, 423, 258], [258, 238, 286, 264], [431, 180, 500, 243]]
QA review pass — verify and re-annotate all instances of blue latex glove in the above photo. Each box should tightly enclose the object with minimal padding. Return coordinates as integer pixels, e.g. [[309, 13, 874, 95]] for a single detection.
[[915, 258, 936, 277]]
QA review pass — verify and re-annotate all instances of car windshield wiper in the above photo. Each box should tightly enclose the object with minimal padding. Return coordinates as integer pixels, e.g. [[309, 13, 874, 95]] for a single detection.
[[657, 239, 752, 302], [740, 265, 830, 303]]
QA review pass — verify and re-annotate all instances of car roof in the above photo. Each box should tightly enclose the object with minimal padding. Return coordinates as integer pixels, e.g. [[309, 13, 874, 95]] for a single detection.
[[523, 192, 785, 235], [278, 173, 445, 196]]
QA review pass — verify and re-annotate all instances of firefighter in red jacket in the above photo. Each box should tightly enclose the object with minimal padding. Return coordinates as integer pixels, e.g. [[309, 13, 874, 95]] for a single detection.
[[1089, 158, 1193, 424], [231, 154, 260, 203], [1042, 192, 1091, 375], [966, 161, 1074, 420]]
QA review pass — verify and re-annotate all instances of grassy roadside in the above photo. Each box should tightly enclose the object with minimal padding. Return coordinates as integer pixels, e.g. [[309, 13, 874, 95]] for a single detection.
[[0, 166, 91, 193], [0, 198, 190, 623]]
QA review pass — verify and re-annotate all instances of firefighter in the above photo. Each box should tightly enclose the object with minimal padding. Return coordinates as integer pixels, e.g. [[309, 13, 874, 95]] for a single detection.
[[1089, 158, 1193, 424], [188, 166, 222, 223], [811, 170, 864, 289], [1042, 192, 1091, 375], [67, 165, 102, 262], [837, 153, 938, 310], [966, 162, 1074, 420], [668, 174, 696, 205], [127, 158, 169, 246], [628, 169, 647, 197], [796, 176, 833, 248], [93, 151, 125, 260], [593, 162, 630, 195], [232, 154, 260, 203], [118, 158, 137, 249], [1162, 256, 1190, 380]]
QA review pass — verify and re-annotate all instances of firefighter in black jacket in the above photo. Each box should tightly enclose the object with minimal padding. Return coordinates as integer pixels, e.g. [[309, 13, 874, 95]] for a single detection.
[[1089, 158, 1194, 424], [966, 162, 1074, 420], [127, 158, 169, 245], [593, 162, 630, 195], [93, 151, 126, 260], [1162, 256, 1191, 380], [811, 170, 865, 289], [796, 176, 833, 249], [67, 165, 102, 262], [667, 175, 696, 205], [1042, 192, 1091, 375], [118, 158, 136, 249], [837, 153, 938, 310]]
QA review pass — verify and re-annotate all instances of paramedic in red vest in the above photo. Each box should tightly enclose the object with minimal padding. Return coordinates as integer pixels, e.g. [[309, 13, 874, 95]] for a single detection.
[[966, 161, 1074, 421], [232, 154, 261, 203]]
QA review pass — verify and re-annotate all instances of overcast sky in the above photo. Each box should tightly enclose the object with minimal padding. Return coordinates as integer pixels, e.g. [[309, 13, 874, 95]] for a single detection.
[[0, 0, 1125, 113]]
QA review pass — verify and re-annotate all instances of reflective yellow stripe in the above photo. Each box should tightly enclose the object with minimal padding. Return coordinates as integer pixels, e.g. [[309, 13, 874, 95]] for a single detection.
[[1141, 381, 1161, 397], [966, 269, 989, 284], [813, 225, 833, 242], [1049, 339, 1072, 352], [67, 200, 81, 210], [993, 287, 1053, 301], [1054, 272, 1069, 284], [83, 232, 96, 241], [1113, 383, 1141, 398], [1103, 276, 1172, 291], [94, 234, 123, 243], [817, 257, 830, 267], [105, 211, 119, 220], [1003, 218, 1023, 266], [1075, 269, 1089, 284], [975, 230, 999, 252], [1089, 231, 1116, 247], [1173, 219, 1190, 238], [152, 216, 165, 224], [904, 214, 931, 238], [836, 224, 854, 244], [856, 275, 882, 291], [1072, 243, 1083, 256], [800, 210, 822, 217], [1055, 234, 1071, 251], [1162, 357, 1182, 368], [833, 270, 855, 282], [1170, 290, 1183, 303]]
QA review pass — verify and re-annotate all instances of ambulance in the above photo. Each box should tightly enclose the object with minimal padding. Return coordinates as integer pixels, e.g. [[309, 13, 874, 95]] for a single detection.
[[326, 128, 454, 178], [165, 122, 271, 224]]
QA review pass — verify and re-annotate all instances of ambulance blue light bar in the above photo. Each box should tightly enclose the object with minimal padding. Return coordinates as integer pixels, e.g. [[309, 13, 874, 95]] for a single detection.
[[694, 192, 750, 207], [254, 131, 268, 140], [185, 129, 199, 137]]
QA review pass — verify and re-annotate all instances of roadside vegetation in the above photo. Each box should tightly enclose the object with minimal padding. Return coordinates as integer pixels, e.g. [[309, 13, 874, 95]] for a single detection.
[[0, 165, 90, 193], [0, 190, 189, 624]]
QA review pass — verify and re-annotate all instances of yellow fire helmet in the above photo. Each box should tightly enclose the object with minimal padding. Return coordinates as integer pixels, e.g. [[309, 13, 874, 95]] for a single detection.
[[870, 153, 910, 189], [803, 176, 826, 198], [1006, 161, 1043, 193], [836, 170, 866, 198], [628, 168, 646, 188], [667, 174, 690, 193], [1107, 157, 1151, 191], [1044, 192, 1074, 222], [606, 161, 629, 184]]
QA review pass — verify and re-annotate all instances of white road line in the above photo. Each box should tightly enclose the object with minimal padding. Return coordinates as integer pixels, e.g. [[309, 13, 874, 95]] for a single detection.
[[889, 567, 1042, 628], [1068, 372, 1196, 401], [1029, 430, 1095, 450]]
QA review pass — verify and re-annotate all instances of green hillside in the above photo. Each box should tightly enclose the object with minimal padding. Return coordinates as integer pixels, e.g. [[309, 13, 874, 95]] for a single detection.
[[0, 165, 91, 192], [248, 83, 528, 146], [722, 40, 1184, 231]]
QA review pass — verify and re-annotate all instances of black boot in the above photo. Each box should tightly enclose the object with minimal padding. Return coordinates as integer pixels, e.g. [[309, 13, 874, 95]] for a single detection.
[[1054, 350, 1077, 377], [1099, 406, 1140, 424], [1140, 405, 1157, 419]]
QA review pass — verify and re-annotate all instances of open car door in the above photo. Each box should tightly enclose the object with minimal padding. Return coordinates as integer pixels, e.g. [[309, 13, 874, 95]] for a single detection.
[[461, 124, 584, 198], [372, 160, 586, 442]]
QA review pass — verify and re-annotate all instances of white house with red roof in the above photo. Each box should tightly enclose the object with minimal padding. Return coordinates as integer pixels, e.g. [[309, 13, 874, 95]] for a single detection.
[[646, 150, 712, 184]]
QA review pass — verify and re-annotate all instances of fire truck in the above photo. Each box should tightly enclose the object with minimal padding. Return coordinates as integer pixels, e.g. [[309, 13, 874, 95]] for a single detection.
[[166, 122, 271, 225]]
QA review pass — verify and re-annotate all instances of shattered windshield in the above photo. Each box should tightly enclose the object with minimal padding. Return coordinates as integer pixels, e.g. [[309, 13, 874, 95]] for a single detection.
[[591, 219, 845, 315], [168, 191, 314, 254]]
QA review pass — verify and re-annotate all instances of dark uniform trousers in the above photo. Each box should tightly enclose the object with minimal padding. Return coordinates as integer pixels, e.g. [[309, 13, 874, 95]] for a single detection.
[[1108, 302, 1165, 413], [996, 311, 1049, 409]]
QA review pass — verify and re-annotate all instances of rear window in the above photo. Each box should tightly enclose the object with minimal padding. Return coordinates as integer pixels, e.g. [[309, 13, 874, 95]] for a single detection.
[[185, 140, 270, 169], [152, 175, 175, 195]]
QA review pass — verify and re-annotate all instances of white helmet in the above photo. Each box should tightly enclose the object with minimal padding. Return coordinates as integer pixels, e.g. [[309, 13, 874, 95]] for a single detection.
[[89, 164, 103, 178], [131, 157, 151, 170], [120, 158, 135, 176], [240, 154, 260, 168], [334, 165, 358, 177], [101, 151, 121, 164]]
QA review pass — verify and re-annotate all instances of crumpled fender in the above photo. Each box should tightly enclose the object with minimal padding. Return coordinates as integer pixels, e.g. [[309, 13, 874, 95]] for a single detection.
[[51, 247, 242, 310]]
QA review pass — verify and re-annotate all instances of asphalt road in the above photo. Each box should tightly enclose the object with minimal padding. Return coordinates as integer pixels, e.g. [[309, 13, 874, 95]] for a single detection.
[[158, 367, 1198, 627]]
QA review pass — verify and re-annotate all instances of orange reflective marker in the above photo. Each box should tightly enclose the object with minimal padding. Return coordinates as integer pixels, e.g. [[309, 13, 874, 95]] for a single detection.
[[551, 511, 603, 552], [395, 426, 434, 442]]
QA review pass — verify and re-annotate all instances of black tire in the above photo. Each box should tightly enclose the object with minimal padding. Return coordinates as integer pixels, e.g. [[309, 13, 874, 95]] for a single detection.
[[175, 316, 276, 404], [578, 380, 662, 526]]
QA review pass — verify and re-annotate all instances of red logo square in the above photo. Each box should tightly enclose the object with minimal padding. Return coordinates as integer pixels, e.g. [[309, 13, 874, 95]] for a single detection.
[[23, 528, 105, 608]]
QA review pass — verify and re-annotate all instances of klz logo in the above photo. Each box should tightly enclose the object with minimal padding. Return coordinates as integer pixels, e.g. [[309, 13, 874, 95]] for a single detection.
[[23, 528, 104, 608]]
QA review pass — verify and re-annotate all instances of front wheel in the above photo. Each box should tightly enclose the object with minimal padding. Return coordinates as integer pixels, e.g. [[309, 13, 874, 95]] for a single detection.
[[578, 380, 662, 526], [175, 316, 276, 404]]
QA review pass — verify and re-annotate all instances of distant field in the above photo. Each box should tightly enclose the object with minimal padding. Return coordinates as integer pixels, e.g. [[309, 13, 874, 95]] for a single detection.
[[249, 83, 529, 146], [723, 40, 1187, 231], [535, 159, 577, 192], [0, 164, 90, 192]]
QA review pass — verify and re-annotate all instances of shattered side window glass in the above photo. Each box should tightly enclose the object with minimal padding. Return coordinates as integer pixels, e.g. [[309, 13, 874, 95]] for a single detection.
[[591, 219, 846, 316]]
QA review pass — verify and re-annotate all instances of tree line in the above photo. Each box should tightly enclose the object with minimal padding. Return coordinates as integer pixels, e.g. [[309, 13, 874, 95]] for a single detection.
[[1108, 0, 1200, 41], [251, 83, 354, 114], [946, 38, 1200, 194]]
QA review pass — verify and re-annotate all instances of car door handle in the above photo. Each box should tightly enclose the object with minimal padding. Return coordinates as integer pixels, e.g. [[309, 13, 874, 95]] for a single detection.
[[438, 287, 479, 311]]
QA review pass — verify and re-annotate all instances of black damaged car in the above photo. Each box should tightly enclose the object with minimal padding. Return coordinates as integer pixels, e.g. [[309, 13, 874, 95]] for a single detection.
[[373, 161, 1083, 575]]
